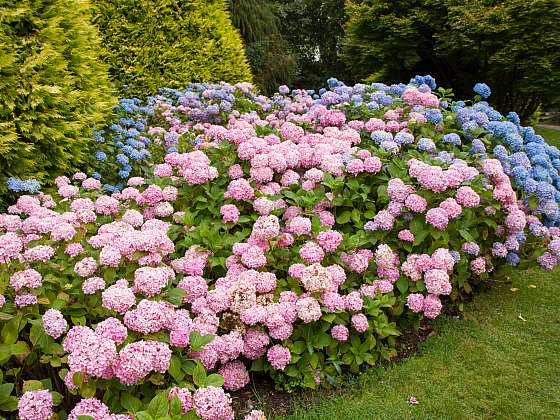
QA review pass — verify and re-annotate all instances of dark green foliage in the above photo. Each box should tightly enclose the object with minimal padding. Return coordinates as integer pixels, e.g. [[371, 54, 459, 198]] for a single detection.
[[342, 0, 560, 122], [0, 0, 115, 201], [229, 0, 297, 95], [271, 0, 348, 89], [93, 0, 253, 97]]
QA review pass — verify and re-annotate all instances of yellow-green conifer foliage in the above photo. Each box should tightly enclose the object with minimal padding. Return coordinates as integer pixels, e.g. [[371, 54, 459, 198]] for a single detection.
[[0, 0, 115, 199], [93, 0, 253, 97]]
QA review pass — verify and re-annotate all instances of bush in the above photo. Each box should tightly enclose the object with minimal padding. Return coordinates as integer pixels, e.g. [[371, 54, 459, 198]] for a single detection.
[[93, 0, 253, 97], [88, 82, 265, 191], [0, 0, 115, 205], [1, 76, 559, 418]]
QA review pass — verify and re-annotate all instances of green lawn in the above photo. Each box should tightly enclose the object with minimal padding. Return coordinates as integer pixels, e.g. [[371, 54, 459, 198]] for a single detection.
[[536, 126, 560, 147], [282, 267, 560, 419]]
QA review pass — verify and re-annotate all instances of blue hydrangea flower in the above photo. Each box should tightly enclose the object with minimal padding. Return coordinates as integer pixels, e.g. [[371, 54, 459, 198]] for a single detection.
[[473, 82, 491, 98], [116, 154, 129, 165], [7, 177, 41, 194], [378, 96, 394, 106], [470, 139, 486, 155], [327, 78, 340, 88], [394, 131, 414, 145], [118, 170, 130, 179], [443, 133, 461, 146], [380, 141, 399, 154], [278, 85, 290, 95], [418, 138, 436, 153], [493, 145, 509, 161], [95, 151, 107, 161], [424, 109, 443, 124], [506, 252, 520, 266], [371, 130, 393, 144]]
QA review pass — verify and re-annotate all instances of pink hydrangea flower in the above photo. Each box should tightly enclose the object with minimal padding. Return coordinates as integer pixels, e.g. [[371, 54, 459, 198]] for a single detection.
[[220, 204, 240, 223], [10, 269, 42, 291], [267, 345, 291, 370], [102, 281, 136, 314], [42, 308, 67, 339], [296, 297, 322, 323], [316, 230, 343, 252], [351, 313, 369, 333], [18, 390, 53, 420], [406, 293, 425, 313], [423, 294, 442, 319], [168, 387, 193, 414], [331, 325, 349, 342], [455, 186, 480, 208], [299, 241, 325, 264], [398, 229, 415, 242], [193, 386, 234, 420], [219, 361, 250, 391], [425, 207, 449, 230]]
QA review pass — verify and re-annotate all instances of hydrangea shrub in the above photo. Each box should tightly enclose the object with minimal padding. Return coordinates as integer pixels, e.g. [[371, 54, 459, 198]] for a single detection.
[[1, 76, 559, 418]]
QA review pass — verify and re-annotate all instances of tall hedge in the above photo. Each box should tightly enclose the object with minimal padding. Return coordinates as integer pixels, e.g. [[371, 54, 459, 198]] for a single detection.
[[0, 0, 115, 200], [93, 0, 253, 97]]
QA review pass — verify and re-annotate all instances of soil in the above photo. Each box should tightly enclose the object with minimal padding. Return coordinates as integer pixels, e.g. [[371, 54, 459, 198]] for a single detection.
[[231, 373, 293, 418], [392, 321, 434, 363]]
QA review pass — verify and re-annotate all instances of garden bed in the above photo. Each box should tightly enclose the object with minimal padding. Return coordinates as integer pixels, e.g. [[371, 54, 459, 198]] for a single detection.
[[2, 76, 560, 419]]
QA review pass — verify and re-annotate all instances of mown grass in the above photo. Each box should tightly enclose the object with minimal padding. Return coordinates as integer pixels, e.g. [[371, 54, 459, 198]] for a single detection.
[[281, 267, 560, 419], [536, 126, 560, 147]]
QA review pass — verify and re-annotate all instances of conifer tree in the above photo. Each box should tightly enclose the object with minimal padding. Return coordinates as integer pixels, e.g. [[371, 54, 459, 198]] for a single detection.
[[0, 0, 115, 201], [93, 0, 253, 97]]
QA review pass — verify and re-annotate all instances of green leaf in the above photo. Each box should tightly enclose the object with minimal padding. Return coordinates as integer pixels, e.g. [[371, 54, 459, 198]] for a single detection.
[[22, 380, 43, 393], [290, 341, 306, 354], [316, 333, 332, 348], [170, 395, 182, 416], [134, 412, 153, 420], [351, 208, 361, 224], [77, 417, 95, 420], [182, 359, 195, 375], [148, 392, 168, 418], [192, 361, 208, 387], [458, 229, 474, 242], [183, 409, 199, 420], [167, 288, 186, 306], [250, 358, 264, 372], [528, 195, 538, 210], [169, 355, 183, 382], [396, 277, 409, 294], [0, 396, 18, 411], [189, 332, 214, 352], [237, 216, 251, 224], [336, 211, 352, 224], [1, 315, 23, 345], [0, 313, 13, 321], [322, 313, 336, 323], [0, 345, 13, 364], [309, 352, 319, 369], [120, 392, 142, 413], [205, 374, 225, 387], [10, 342, 29, 356], [51, 392, 63, 406], [0, 383, 13, 403]]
